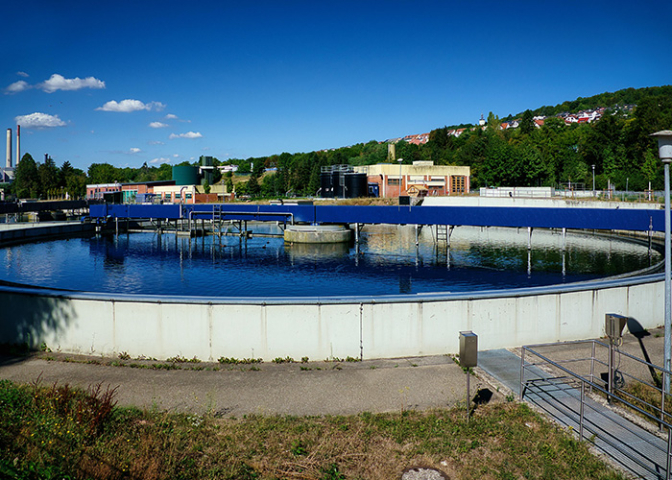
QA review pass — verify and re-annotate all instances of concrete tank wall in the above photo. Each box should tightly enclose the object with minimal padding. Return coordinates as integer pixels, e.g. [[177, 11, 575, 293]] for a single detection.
[[0, 276, 663, 361]]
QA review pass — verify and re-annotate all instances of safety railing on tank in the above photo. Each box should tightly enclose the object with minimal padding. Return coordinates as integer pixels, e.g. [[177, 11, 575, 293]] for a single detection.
[[521, 334, 672, 479]]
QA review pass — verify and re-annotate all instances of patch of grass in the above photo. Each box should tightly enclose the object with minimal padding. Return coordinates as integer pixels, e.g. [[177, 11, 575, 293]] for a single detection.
[[166, 355, 201, 363], [272, 356, 295, 364], [0, 380, 626, 480], [218, 357, 263, 365], [617, 381, 672, 426]]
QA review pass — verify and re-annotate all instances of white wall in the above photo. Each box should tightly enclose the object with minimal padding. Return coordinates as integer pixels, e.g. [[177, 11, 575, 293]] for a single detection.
[[0, 276, 663, 361], [424, 196, 658, 210]]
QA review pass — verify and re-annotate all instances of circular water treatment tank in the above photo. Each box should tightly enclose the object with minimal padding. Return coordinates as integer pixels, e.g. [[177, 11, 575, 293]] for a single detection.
[[173, 165, 199, 186]]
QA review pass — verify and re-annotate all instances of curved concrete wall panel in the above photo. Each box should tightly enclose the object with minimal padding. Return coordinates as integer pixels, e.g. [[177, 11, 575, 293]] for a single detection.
[[0, 276, 663, 361]]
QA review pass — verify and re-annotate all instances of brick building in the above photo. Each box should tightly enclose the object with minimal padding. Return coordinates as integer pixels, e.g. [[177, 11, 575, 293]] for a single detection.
[[354, 161, 470, 198]]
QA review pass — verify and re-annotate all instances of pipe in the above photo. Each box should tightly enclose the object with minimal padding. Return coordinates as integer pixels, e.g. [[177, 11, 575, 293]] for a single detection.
[[16, 125, 20, 166]]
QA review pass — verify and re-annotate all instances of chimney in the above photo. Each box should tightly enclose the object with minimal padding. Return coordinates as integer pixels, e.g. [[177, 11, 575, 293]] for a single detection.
[[16, 125, 20, 166], [6, 128, 11, 169]]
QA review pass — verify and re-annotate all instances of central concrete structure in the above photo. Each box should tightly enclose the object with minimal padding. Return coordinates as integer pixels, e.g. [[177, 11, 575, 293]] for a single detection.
[[283, 224, 352, 244]]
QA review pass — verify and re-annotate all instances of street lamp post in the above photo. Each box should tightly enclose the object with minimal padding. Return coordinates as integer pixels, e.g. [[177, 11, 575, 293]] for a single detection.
[[592, 164, 596, 198], [398, 158, 404, 199], [652, 130, 672, 393]]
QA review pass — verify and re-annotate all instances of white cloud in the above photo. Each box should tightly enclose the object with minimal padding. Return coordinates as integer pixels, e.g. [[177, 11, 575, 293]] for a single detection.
[[17, 71, 29, 77], [97, 99, 166, 113], [15, 112, 66, 128], [130, 148, 141, 154], [150, 157, 171, 164], [173, 154, 179, 158], [5, 80, 30, 94], [39, 74, 105, 93], [169, 131, 202, 139], [148, 140, 165, 145], [165, 114, 178, 119], [149, 121, 169, 128]]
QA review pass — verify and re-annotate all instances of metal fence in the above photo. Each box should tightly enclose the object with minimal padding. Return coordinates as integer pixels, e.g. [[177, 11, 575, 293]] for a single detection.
[[521, 339, 672, 479]]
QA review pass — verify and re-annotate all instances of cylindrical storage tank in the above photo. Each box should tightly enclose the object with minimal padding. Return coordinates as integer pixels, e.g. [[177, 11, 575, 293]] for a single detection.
[[172, 165, 199, 186], [332, 171, 343, 198], [344, 173, 368, 198], [201, 170, 213, 186], [320, 172, 333, 198]]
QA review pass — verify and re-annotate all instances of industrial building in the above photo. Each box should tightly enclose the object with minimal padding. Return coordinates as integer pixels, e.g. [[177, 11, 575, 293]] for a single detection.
[[86, 158, 233, 204], [354, 161, 470, 198]]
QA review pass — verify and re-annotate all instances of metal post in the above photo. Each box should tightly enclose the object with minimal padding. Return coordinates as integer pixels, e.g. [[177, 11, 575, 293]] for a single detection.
[[590, 340, 596, 394], [466, 369, 470, 421], [592, 164, 596, 198], [527, 227, 532, 250], [666, 161, 671, 394], [662, 372, 666, 430], [667, 428, 672, 480], [520, 347, 526, 399], [579, 380, 585, 441], [652, 131, 672, 394], [608, 338, 615, 402]]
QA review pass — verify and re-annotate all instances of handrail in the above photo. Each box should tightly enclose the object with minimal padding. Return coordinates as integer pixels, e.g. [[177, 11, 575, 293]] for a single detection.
[[521, 342, 672, 428], [188, 209, 294, 225], [521, 340, 672, 479]]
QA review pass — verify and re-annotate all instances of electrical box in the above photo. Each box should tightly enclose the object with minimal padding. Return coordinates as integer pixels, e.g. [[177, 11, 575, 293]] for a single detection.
[[605, 314, 627, 340], [459, 331, 478, 368]]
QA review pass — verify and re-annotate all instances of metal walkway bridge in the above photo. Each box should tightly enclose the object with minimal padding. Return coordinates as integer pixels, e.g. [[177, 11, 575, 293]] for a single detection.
[[90, 203, 666, 232]]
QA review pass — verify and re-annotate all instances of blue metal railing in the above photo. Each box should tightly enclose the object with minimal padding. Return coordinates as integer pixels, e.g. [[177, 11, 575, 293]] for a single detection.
[[90, 204, 666, 232]]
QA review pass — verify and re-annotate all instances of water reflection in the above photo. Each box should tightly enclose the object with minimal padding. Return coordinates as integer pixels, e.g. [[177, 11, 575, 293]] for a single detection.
[[0, 225, 660, 297]]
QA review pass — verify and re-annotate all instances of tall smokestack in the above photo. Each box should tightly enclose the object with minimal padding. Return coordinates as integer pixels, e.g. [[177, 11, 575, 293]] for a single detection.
[[6, 128, 11, 169], [16, 125, 20, 166]]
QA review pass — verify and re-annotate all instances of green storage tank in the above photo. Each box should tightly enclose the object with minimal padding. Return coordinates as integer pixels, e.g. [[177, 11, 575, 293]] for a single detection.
[[172, 165, 199, 186]]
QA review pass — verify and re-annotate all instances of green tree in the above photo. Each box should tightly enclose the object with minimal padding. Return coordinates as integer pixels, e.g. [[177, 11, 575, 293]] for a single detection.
[[224, 171, 234, 193], [39, 155, 60, 198], [247, 175, 260, 196], [237, 162, 251, 174], [59, 161, 74, 187], [65, 172, 87, 199], [520, 110, 535, 135], [307, 164, 320, 196], [641, 149, 659, 191], [88, 163, 118, 184], [487, 111, 500, 132], [13, 153, 39, 199]]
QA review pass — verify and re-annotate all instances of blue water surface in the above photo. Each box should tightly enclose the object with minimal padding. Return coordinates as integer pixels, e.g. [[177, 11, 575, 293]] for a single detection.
[[0, 225, 659, 297]]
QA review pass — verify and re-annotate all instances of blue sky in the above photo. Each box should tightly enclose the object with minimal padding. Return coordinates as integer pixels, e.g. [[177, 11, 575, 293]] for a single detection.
[[1, 1, 671, 172]]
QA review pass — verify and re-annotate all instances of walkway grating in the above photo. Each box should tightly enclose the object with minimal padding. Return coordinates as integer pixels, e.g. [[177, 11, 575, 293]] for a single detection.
[[479, 349, 670, 480]]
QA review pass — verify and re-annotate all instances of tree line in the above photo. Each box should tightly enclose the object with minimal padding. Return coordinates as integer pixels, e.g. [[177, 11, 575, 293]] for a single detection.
[[230, 85, 672, 195], [3, 85, 671, 200]]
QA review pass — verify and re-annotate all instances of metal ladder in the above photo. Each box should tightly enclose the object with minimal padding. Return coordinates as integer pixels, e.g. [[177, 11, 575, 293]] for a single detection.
[[435, 225, 448, 244]]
